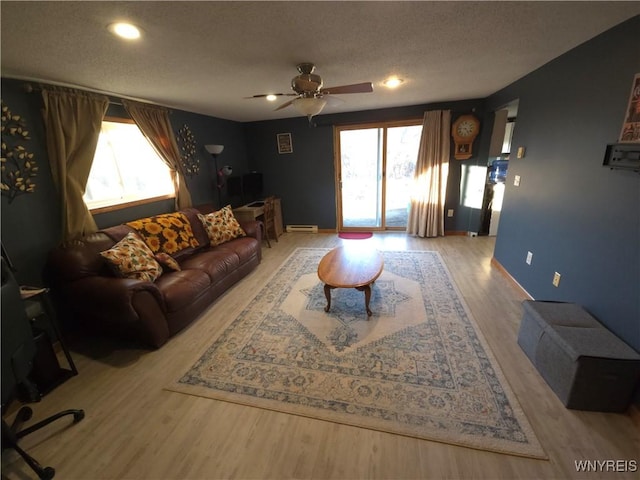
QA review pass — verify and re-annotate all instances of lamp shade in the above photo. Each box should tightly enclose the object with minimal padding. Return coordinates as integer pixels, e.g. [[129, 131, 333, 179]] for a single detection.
[[293, 97, 326, 118], [205, 144, 224, 155]]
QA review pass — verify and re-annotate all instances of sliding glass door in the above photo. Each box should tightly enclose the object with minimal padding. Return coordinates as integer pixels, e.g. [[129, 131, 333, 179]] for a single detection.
[[338, 128, 383, 228], [336, 121, 422, 230]]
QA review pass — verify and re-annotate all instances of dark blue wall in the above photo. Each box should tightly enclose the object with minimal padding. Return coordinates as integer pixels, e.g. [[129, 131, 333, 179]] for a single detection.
[[488, 16, 640, 350], [1, 80, 60, 286], [170, 108, 250, 209], [244, 99, 489, 231], [0, 78, 248, 285]]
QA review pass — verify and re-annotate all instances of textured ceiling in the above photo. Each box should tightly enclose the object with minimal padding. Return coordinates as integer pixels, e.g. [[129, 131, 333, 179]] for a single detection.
[[1, 1, 639, 122]]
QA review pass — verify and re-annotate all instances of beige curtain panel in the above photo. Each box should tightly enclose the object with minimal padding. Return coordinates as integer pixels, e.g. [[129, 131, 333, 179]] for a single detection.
[[42, 88, 109, 241], [122, 100, 192, 210], [407, 109, 451, 238]]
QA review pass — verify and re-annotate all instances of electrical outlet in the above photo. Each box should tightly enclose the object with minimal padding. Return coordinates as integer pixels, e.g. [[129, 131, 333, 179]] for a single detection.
[[526, 251, 533, 265], [552, 272, 561, 287], [447, 209, 454, 217], [514, 175, 521, 187]]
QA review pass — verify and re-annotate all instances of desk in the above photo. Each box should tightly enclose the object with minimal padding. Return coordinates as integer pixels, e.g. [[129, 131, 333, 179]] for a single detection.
[[233, 199, 283, 238], [233, 203, 264, 223]]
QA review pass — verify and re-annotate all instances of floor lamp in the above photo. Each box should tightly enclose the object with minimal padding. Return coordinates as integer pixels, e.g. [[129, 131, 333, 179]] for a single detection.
[[204, 144, 232, 207]]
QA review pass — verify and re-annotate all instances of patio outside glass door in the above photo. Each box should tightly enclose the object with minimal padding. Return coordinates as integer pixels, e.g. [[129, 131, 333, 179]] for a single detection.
[[337, 122, 421, 230]]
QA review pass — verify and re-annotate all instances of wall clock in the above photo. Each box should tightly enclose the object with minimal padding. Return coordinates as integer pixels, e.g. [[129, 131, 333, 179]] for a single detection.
[[452, 114, 480, 160]]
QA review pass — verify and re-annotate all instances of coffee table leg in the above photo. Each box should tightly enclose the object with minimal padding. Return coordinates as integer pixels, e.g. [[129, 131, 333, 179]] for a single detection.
[[356, 285, 373, 317], [323, 284, 332, 312]]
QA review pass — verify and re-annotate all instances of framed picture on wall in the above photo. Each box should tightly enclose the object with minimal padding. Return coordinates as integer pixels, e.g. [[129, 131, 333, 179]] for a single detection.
[[277, 133, 293, 154], [619, 73, 640, 143]]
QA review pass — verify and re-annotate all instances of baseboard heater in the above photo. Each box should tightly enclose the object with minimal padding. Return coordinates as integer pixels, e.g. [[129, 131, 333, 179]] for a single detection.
[[286, 225, 318, 233]]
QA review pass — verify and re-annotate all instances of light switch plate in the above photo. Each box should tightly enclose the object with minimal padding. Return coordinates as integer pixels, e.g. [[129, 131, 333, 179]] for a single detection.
[[514, 175, 521, 186]]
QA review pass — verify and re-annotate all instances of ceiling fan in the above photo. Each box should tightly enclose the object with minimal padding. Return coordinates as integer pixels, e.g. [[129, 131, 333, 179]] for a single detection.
[[247, 63, 374, 119]]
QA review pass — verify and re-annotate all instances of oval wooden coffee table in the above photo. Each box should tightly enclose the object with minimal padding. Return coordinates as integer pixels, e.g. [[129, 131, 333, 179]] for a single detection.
[[317, 246, 384, 317]]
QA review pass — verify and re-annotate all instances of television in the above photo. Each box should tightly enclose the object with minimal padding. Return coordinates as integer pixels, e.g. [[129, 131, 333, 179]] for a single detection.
[[226, 176, 242, 197], [242, 172, 263, 200]]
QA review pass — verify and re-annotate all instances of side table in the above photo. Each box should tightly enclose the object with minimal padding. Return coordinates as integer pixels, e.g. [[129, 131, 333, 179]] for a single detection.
[[21, 286, 78, 395]]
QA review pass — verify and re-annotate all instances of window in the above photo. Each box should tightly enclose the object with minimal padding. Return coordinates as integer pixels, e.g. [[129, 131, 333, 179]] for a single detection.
[[83, 119, 175, 212]]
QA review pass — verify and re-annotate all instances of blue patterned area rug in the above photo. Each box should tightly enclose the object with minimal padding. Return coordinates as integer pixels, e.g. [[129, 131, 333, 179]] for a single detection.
[[168, 248, 546, 459]]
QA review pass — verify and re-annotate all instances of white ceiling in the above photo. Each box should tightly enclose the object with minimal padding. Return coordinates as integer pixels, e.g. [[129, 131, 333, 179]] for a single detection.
[[2, 1, 639, 122]]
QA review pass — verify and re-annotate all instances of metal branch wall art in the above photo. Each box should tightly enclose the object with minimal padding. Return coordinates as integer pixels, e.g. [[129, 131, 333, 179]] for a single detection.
[[177, 124, 200, 176], [1, 101, 37, 203]]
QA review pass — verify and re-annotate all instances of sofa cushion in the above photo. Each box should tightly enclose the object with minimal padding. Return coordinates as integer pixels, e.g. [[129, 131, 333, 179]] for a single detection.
[[215, 237, 261, 265], [198, 205, 246, 247], [99, 232, 163, 283], [180, 250, 240, 284], [155, 269, 211, 313], [126, 212, 200, 255]]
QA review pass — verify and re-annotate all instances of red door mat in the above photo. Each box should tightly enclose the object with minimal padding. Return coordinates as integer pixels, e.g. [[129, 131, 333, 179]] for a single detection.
[[338, 232, 373, 239]]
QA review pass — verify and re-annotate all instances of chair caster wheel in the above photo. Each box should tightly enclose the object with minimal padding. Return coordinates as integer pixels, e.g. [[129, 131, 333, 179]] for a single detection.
[[40, 466, 55, 479], [17, 406, 33, 422]]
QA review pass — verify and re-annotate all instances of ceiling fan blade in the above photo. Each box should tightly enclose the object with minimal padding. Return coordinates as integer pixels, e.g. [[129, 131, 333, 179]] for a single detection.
[[321, 82, 373, 95], [274, 99, 296, 111]]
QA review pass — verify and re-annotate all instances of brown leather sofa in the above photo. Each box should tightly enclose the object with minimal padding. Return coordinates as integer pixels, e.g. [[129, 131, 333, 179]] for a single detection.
[[46, 207, 262, 348]]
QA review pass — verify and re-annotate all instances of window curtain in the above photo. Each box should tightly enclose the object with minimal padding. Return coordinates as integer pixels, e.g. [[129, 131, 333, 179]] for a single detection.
[[122, 100, 192, 210], [407, 109, 451, 238], [42, 88, 109, 241]]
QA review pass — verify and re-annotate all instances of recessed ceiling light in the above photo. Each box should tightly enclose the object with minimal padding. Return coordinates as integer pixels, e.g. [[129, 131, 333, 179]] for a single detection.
[[108, 22, 142, 40], [383, 76, 404, 89], [266, 94, 278, 102]]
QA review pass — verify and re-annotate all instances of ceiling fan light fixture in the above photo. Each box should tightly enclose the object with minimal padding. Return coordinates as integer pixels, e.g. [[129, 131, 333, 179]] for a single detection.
[[108, 22, 142, 40], [293, 97, 327, 118], [383, 76, 404, 88], [266, 94, 278, 102]]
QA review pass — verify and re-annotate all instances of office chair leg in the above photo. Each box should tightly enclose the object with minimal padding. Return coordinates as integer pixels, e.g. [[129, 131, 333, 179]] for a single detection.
[[16, 408, 85, 439], [10, 404, 34, 428], [3, 415, 54, 479], [3, 406, 84, 479], [11, 441, 55, 480]]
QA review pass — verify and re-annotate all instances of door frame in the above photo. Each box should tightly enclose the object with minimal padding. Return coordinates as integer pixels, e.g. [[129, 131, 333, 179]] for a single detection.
[[333, 118, 422, 232]]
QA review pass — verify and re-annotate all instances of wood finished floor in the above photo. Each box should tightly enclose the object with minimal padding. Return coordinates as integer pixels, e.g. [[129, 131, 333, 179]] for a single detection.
[[2, 233, 639, 480]]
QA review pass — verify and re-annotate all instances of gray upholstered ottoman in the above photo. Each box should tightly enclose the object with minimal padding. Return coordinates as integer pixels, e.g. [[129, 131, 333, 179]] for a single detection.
[[517, 300, 640, 412]]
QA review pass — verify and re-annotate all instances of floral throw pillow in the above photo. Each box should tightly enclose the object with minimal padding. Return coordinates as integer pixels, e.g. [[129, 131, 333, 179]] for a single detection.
[[155, 252, 181, 272], [126, 212, 199, 255], [198, 205, 246, 247], [99, 232, 163, 283]]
